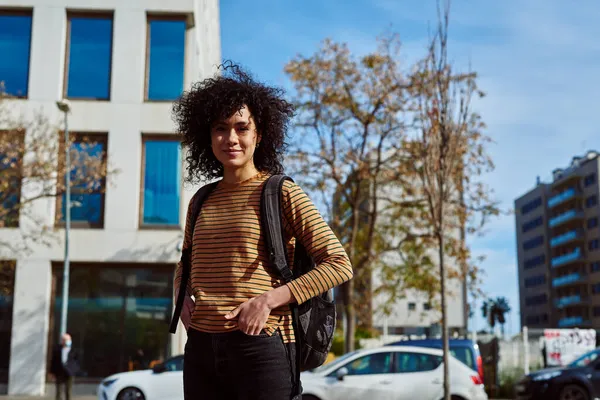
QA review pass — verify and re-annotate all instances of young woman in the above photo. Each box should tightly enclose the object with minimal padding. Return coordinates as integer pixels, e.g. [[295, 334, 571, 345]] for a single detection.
[[171, 63, 354, 400]]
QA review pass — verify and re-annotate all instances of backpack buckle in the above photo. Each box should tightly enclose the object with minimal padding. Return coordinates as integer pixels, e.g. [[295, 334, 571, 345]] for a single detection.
[[272, 254, 293, 281]]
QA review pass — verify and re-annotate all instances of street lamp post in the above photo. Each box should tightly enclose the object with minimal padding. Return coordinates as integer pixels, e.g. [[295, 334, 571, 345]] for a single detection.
[[56, 99, 71, 338]]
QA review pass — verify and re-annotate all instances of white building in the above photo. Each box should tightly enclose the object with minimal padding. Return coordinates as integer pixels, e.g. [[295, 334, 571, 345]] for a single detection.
[[368, 178, 468, 337], [0, 0, 220, 395]]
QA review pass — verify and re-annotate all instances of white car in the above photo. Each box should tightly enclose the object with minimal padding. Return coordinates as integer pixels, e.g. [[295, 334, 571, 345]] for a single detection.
[[97, 355, 183, 400], [300, 346, 488, 400]]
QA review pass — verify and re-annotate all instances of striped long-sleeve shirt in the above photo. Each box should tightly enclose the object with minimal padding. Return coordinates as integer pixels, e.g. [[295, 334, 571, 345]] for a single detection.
[[173, 172, 353, 343]]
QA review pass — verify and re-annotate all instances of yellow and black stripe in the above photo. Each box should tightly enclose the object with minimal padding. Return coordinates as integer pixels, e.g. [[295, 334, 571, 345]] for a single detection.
[[174, 173, 353, 343]]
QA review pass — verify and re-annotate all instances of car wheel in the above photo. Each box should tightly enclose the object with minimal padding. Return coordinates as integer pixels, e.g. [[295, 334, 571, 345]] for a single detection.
[[117, 387, 145, 400], [559, 384, 589, 400], [302, 396, 321, 400]]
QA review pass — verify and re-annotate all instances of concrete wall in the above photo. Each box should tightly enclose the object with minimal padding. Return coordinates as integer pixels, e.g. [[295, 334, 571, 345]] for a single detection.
[[370, 183, 466, 332], [0, 0, 220, 395]]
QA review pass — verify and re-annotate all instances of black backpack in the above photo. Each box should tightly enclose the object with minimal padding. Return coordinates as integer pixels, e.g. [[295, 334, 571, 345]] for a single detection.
[[169, 175, 336, 377]]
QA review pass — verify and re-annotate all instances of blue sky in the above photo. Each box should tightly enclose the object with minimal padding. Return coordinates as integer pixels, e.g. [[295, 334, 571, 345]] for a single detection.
[[220, 0, 600, 335]]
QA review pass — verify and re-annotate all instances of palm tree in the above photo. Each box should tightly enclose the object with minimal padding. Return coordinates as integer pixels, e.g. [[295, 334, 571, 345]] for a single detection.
[[481, 297, 511, 335]]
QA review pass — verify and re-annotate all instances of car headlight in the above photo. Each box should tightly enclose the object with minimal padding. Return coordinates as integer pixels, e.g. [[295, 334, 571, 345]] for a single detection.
[[101, 378, 118, 387], [532, 371, 562, 381]]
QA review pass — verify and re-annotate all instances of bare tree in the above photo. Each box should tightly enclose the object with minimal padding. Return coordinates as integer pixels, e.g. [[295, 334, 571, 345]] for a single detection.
[[405, 2, 499, 398], [0, 87, 117, 261]]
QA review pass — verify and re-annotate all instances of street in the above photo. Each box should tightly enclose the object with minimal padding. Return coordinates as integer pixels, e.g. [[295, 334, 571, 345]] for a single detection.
[[1, 397, 96, 400]]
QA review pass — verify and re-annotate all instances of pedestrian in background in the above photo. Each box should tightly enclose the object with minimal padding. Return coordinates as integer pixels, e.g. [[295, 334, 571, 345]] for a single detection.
[[50, 333, 80, 400], [171, 62, 354, 400]]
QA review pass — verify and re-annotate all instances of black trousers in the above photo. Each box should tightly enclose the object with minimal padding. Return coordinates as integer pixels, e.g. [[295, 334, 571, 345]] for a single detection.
[[55, 376, 72, 400], [183, 328, 300, 400]]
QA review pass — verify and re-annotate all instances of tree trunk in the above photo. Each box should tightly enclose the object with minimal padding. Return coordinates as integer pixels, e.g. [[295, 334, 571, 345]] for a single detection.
[[438, 232, 450, 400], [459, 169, 468, 334], [342, 279, 356, 353]]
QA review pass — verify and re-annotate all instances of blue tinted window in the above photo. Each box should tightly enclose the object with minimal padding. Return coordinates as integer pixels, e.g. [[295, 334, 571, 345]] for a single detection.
[[0, 13, 32, 97], [147, 19, 186, 101], [66, 16, 113, 99], [142, 140, 181, 225], [60, 138, 106, 226]]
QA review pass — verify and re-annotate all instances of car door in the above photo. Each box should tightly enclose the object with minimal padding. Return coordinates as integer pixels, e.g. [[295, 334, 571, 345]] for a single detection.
[[385, 351, 444, 400], [148, 356, 184, 400], [325, 351, 397, 400]]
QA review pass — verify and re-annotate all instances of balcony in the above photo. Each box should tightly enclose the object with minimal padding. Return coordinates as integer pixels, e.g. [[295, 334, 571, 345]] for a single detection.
[[549, 210, 584, 228], [551, 247, 582, 268], [552, 273, 585, 287], [558, 316, 591, 328], [548, 188, 579, 208], [555, 295, 587, 308], [550, 230, 582, 247]]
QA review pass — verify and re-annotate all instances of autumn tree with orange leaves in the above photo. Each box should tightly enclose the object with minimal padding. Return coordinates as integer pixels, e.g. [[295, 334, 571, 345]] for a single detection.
[[284, 34, 441, 352], [284, 2, 498, 359]]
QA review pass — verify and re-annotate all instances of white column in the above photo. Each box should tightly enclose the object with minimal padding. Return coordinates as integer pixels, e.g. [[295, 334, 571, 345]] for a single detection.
[[28, 6, 66, 102], [8, 259, 52, 396]]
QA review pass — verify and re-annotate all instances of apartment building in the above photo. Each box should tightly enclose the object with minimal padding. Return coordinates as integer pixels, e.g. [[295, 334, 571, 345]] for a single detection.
[[0, 0, 220, 395], [515, 151, 600, 332]]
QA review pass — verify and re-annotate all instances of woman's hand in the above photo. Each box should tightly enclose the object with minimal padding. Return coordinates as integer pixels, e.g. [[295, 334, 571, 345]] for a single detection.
[[181, 296, 195, 331], [225, 295, 271, 335], [225, 285, 296, 335]]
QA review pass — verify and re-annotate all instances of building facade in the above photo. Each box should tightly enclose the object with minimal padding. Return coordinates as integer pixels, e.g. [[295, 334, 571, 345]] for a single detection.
[[371, 262, 467, 337], [0, 0, 220, 395], [515, 151, 600, 332]]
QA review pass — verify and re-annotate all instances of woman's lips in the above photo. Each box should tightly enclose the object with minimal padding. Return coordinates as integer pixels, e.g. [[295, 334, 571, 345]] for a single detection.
[[224, 149, 242, 158]]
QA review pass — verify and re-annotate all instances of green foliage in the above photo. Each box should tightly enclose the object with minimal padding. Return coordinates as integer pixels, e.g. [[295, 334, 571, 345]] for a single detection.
[[331, 330, 345, 356], [482, 297, 511, 332], [330, 327, 378, 356], [496, 367, 525, 399]]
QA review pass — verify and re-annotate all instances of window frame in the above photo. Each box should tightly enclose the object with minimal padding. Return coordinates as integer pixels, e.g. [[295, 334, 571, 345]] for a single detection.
[[54, 132, 108, 229], [138, 134, 183, 230], [63, 10, 114, 101], [144, 13, 188, 102], [0, 129, 24, 228], [0, 8, 33, 99]]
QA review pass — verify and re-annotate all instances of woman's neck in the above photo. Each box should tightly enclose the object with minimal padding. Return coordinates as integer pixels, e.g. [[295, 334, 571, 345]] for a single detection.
[[222, 165, 261, 185]]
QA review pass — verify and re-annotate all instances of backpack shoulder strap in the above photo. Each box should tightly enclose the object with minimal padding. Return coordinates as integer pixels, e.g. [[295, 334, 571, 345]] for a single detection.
[[169, 181, 218, 334], [261, 174, 303, 396], [261, 174, 294, 283]]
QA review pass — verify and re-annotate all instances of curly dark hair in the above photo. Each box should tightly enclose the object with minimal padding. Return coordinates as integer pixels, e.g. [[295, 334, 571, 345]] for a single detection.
[[171, 61, 295, 183]]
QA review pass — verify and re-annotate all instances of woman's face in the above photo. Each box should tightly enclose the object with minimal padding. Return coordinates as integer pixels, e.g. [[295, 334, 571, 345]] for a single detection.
[[210, 106, 261, 172]]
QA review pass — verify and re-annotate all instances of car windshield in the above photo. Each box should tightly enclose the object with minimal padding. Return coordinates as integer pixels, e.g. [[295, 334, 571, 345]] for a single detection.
[[312, 351, 359, 373], [568, 349, 600, 368]]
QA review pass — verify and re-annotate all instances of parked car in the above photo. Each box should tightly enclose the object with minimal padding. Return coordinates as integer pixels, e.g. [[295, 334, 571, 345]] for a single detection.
[[301, 345, 488, 400], [386, 338, 484, 382], [97, 355, 183, 400], [515, 347, 600, 400]]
